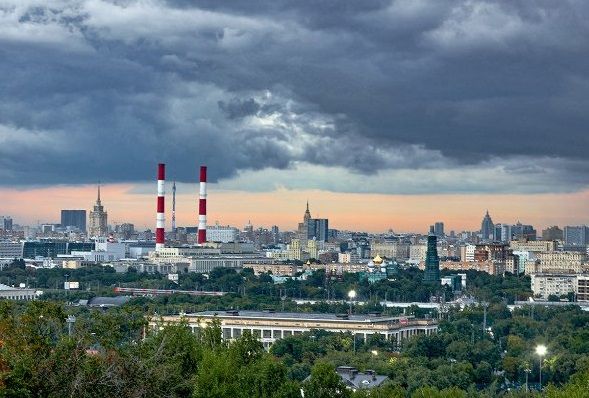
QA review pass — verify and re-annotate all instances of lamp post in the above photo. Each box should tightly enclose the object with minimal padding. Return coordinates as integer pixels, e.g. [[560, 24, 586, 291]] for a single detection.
[[348, 289, 356, 315], [524, 366, 531, 392], [348, 289, 357, 353], [536, 345, 547, 389]]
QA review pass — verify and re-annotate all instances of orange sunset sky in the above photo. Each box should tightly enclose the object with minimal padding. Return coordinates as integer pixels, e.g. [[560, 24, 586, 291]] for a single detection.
[[2, 184, 588, 233]]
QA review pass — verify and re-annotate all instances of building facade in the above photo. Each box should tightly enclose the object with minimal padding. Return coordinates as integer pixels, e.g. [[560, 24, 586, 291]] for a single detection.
[[542, 226, 563, 241], [423, 228, 440, 282], [0, 284, 37, 300], [0, 241, 23, 259], [151, 310, 438, 350], [531, 274, 577, 299], [206, 224, 240, 243], [0, 216, 13, 231], [61, 210, 87, 232]]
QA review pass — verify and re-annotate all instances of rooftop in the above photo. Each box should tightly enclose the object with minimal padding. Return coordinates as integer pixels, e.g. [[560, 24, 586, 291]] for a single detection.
[[0, 283, 34, 291], [336, 366, 388, 390], [185, 310, 411, 323]]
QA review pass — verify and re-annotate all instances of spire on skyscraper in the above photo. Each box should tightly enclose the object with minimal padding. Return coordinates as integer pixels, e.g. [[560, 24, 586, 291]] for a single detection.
[[304, 200, 311, 222], [481, 210, 494, 241], [89, 182, 107, 237]]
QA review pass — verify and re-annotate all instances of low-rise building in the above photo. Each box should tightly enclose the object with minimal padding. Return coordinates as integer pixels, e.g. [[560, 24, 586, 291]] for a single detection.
[[536, 251, 587, 274], [246, 263, 298, 277], [0, 241, 23, 258], [510, 240, 556, 253], [577, 275, 589, 302], [409, 244, 427, 262], [0, 284, 37, 300], [425, 260, 504, 275], [370, 240, 410, 260], [335, 366, 388, 391], [206, 224, 240, 243], [151, 310, 438, 350], [531, 274, 577, 299]]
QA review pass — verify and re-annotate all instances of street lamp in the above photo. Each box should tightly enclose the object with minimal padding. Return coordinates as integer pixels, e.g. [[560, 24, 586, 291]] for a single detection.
[[348, 289, 357, 315], [348, 289, 357, 353], [536, 344, 547, 389]]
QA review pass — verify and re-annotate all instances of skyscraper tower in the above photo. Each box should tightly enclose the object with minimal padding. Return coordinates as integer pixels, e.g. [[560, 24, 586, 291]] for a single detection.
[[480, 210, 494, 241], [88, 184, 108, 237], [423, 226, 440, 283], [298, 201, 313, 242]]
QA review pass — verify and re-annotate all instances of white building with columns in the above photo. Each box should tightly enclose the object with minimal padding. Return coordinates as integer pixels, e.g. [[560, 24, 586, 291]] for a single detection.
[[150, 310, 438, 350]]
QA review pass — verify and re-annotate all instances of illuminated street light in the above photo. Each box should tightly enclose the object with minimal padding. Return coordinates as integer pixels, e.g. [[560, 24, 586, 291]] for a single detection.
[[348, 289, 357, 353], [348, 290, 357, 315], [536, 345, 547, 389]]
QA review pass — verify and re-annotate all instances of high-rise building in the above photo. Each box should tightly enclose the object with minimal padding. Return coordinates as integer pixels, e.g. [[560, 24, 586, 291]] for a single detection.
[[423, 226, 440, 283], [564, 226, 589, 248], [88, 185, 108, 237], [314, 218, 329, 242], [480, 211, 494, 241], [115, 223, 135, 239], [542, 226, 563, 241], [61, 210, 87, 232], [493, 223, 512, 243], [297, 202, 329, 243], [511, 222, 536, 241], [0, 216, 13, 231], [434, 222, 444, 238]]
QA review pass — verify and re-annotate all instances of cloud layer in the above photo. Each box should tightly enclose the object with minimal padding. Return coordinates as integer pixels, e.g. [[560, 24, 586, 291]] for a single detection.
[[1, 0, 589, 194]]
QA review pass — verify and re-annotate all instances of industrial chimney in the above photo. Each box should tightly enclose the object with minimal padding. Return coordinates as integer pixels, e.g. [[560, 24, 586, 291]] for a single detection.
[[156, 163, 165, 251], [198, 165, 207, 244]]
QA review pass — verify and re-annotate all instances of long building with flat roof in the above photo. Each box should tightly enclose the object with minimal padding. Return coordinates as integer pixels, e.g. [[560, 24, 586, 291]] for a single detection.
[[150, 310, 438, 349]]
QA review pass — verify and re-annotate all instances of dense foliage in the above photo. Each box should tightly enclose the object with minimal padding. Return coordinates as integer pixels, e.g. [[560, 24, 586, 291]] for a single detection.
[[0, 300, 588, 397], [1, 263, 586, 397]]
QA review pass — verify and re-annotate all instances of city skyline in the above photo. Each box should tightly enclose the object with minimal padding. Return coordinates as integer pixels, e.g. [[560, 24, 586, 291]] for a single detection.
[[1, 182, 588, 233]]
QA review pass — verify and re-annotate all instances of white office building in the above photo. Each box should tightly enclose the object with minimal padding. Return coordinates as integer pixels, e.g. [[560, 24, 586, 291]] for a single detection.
[[206, 225, 240, 243]]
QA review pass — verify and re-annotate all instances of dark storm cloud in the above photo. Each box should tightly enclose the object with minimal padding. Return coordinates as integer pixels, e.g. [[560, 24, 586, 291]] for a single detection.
[[218, 98, 261, 119], [1, 0, 589, 193]]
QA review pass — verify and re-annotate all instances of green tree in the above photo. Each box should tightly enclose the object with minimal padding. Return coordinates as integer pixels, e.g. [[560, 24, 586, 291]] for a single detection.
[[303, 362, 350, 398]]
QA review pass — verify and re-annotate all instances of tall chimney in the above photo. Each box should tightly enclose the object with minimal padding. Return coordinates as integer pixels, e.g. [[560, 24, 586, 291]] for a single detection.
[[172, 181, 176, 233], [198, 165, 207, 244], [156, 163, 165, 251]]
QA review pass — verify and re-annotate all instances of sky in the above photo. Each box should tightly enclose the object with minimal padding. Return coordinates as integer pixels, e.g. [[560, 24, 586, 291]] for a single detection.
[[1, 0, 588, 232]]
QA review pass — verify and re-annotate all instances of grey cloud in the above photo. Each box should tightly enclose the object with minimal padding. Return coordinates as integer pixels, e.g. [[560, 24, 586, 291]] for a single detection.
[[218, 98, 261, 119], [1, 0, 589, 195]]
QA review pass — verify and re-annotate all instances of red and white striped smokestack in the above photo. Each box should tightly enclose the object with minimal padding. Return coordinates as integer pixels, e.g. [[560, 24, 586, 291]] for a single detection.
[[197, 165, 207, 244], [156, 163, 165, 251]]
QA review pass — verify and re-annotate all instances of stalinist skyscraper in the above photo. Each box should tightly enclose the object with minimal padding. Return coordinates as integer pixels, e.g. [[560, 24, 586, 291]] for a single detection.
[[88, 185, 108, 237]]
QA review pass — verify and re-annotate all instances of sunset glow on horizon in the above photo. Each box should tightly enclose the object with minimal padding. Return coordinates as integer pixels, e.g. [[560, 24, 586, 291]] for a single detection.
[[2, 184, 588, 234]]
